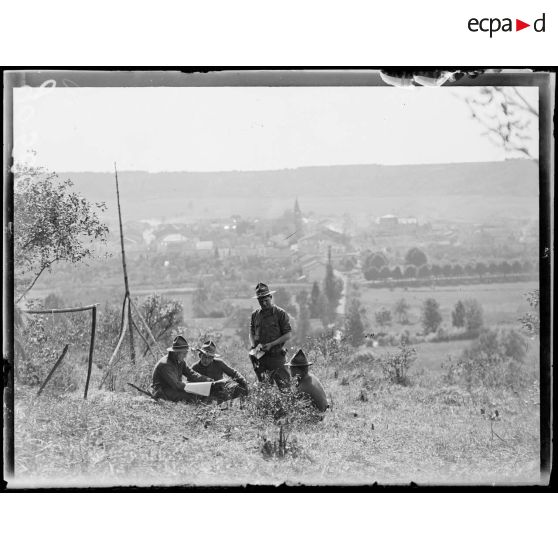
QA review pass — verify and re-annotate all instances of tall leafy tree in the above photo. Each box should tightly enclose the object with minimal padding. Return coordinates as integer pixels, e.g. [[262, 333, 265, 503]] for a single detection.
[[463, 299, 484, 333], [394, 298, 410, 324], [475, 262, 488, 279], [418, 264, 431, 278], [422, 298, 442, 334], [295, 291, 311, 344], [345, 298, 366, 347], [323, 256, 343, 323], [452, 300, 466, 328], [14, 163, 109, 302], [405, 247, 427, 267], [309, 281, 327, 321], [404, 265, 417, 279]]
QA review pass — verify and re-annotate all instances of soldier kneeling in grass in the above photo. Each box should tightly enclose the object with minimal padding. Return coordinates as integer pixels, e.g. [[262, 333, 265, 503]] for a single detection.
[[191, 341, 249, 403], [285, 349, 328, 412], [151, 335, 214, 402]]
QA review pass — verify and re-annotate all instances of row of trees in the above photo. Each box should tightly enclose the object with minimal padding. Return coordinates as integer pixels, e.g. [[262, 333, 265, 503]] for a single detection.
[[363, 247, 427, 274], [364, 259, 535, 281]]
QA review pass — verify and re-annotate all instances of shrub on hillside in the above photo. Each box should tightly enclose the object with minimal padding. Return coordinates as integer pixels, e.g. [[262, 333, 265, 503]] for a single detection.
[[442, 327, 533, 391], [463, 327, 529, 364], [442, 353, 531, 392], [378, 343, 417, 386], [519, 289, 540, 337], [243, 382, 322, 426]]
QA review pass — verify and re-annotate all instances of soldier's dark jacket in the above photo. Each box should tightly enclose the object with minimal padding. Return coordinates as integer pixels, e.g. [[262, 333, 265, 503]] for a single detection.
[[250, 305, 292, 356], [296, 372, 328, 412], [151, 353, 212, 401], [192, 358, 247, 387]]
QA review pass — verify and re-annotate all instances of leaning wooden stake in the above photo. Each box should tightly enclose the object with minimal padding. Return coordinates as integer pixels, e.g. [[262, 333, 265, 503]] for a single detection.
[[131, 318, 157, 360], [108, 296, 130, 368], [114, 162, 135, 364], [129, 298, 164, 355], [37, 344, 69, 396]]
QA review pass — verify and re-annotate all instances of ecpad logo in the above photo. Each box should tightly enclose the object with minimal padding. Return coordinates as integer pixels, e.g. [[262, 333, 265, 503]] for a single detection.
[[468, 13, 546, 37]]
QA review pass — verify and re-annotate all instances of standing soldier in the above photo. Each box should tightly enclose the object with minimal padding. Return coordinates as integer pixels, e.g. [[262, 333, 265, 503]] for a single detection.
[[249, 282, 293, 388]]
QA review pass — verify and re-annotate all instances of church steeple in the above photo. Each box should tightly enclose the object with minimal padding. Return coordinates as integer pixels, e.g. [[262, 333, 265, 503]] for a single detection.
[[294, 198, 301, 216], [293, 198, 304, 236]]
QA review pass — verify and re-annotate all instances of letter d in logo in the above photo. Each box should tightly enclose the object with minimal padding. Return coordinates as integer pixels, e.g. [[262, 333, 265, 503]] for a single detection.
[[534, 13, 546, 32]]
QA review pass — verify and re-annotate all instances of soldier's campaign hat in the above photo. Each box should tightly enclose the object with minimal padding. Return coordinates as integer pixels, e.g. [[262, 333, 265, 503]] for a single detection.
[[197, 340, 220, 358], [167, 335, 190, 352], [253, 282, 276, 299], [285, 349, 313, 367]]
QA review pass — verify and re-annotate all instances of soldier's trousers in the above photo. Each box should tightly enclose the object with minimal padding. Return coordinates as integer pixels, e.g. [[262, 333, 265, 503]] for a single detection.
[[253, 355, 291, 389]]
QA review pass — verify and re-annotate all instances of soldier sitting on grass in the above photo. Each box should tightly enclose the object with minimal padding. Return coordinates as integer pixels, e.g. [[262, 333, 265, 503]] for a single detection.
[[285, 349, 329, 412], [151, 335, 213, 402], [191, 341, 249, 403]]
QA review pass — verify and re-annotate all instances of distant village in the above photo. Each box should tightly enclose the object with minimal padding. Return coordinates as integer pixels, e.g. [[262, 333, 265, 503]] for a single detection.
[[33, 197, 538, 314], [113, 198, 538, 286]]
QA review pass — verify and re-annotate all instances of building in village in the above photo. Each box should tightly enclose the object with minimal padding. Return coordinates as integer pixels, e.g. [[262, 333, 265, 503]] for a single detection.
[[300, 258, 328, 283], [297, 228, 351, 257], [161, 233, 189, 254], [378, 214, 399, 232]]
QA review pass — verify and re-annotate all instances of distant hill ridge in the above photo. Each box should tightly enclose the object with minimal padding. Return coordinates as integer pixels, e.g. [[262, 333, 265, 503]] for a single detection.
[[60, 160, 537, 200], [58, 160, 538, 223]]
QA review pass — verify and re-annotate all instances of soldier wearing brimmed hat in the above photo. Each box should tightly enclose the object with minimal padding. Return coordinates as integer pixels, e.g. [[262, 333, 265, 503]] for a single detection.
[[286, 349, 328, 412], [249, 282, 293, 388], [191, 340, 248, 403], [151, 335, 213, 402]]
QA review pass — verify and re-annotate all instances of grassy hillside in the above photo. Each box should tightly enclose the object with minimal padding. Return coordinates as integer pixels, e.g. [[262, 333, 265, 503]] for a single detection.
[[12, 339, 540, 487]]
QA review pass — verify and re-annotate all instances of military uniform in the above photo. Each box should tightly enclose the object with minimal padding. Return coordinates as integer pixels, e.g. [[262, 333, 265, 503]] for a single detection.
[[296, 373, 328, 412], [192, 358, 248, 402], [286, 349, 329, 412], [151, 353, 212, 402], [250, 304, 292, 387]]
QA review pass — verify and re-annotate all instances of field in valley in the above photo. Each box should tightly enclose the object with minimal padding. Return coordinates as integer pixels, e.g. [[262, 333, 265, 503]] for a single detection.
[[358, 281, 537, 333]]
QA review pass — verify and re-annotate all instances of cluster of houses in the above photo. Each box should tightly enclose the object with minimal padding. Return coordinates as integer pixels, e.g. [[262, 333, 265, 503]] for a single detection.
[[110, 201, 535, 287]]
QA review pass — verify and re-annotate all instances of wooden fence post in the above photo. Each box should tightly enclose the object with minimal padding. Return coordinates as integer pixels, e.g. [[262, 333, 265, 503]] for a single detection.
[[84, 305, 97, 399]]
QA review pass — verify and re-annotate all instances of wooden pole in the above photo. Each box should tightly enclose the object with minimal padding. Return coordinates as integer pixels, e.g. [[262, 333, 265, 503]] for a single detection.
[[23, 304, 98, 315], [108, 296, 129, 368], [114, 163, 135, 364], [127, 382, 155, 399], [37, 344, 69, 396], [84, 305, 97, 399]]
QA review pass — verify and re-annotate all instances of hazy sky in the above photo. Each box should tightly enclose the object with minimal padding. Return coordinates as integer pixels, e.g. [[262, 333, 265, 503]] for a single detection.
[[13, 86, 538, 172]]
